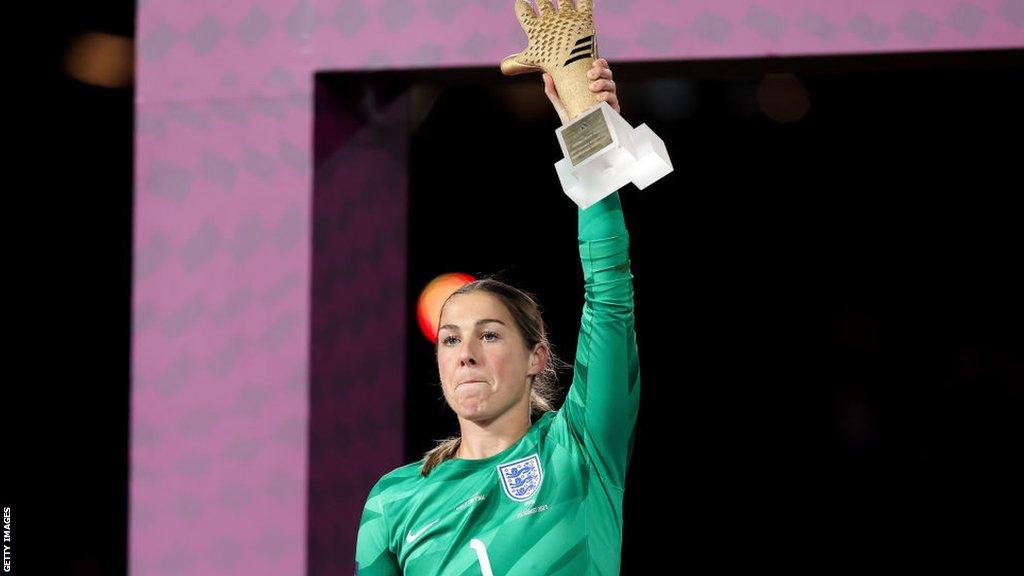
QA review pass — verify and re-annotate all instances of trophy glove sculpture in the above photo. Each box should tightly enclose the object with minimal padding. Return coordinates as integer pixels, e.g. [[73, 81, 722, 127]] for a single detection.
[[501, 0, 601, 121]]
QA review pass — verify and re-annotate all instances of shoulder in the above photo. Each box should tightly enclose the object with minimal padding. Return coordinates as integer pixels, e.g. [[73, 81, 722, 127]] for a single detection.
[[366, 460, 426, 501], [535, 410, 558, 430], [368, 459, 423, 491], [532, 410, 564, 443]]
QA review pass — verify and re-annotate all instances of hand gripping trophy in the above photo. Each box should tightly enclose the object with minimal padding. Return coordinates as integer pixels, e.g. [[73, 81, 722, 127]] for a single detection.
[[501, 0, 673, 209]]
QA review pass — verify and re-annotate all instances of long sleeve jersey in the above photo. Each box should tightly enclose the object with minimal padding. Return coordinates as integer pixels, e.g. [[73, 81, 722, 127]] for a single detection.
[[356, 192, 640, 575]]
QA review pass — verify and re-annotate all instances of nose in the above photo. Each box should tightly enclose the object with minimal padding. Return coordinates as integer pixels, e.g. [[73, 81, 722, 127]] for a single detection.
[[459, 339, 478, 366]]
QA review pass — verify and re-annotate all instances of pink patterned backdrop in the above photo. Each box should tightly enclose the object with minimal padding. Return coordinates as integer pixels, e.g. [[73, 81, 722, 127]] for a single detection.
[[132, 1, 1023, 574]]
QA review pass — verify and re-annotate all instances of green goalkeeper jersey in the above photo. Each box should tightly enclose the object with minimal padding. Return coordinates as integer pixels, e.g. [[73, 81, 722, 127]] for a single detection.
[[357, 192, 640, 575]]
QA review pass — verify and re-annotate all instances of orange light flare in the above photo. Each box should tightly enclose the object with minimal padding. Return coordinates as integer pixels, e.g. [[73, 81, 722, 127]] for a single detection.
[[417, 273, 476, 344], [63, 32, 135, 88]]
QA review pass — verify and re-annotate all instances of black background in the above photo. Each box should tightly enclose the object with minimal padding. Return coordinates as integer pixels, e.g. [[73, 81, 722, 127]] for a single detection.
[[14, 1, 134, 575]]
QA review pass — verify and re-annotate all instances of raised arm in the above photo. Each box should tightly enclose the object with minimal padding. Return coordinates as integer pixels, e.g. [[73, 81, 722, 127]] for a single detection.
[[558, 190, 639, 488], [541, 59, 639, 488]]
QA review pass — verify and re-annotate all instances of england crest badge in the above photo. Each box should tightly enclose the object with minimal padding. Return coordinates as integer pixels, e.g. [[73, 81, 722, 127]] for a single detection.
[[496, 454, 543, 502]]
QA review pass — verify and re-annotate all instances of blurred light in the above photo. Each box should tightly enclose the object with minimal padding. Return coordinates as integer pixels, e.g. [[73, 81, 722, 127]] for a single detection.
[[757, 73, 810, 124], [643, 78, 698, 122], [63, 32, 134, 88], [417, 273, 476, 344]]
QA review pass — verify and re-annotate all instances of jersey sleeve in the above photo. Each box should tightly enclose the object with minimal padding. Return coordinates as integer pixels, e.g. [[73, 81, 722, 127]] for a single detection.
[[355, 479, 401, 576], [556, 191, 640, 489]]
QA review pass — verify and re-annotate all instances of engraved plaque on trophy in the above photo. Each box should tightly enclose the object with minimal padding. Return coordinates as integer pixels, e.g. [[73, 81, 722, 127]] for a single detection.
[[561, 107, 614, 166]]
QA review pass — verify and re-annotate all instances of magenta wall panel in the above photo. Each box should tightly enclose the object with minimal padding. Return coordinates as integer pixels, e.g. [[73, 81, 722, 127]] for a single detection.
[[132, 1, 1023, 575]]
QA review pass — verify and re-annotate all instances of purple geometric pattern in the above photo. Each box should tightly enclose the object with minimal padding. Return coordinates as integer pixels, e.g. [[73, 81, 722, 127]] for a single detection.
[[137, 1, 1024, 102], [133, 1, 1023, 575]]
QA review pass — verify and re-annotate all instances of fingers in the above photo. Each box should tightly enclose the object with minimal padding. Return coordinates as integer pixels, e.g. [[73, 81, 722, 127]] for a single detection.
[[589, 77, 618, 114], [595, 90, 620, 114], [587, 59, 612, 81], [543, 72, 556, 95], [585, 59, 618, 113], [501, 54, 541, 75], [514, 0, 536, 25], [537, 0, 556, 17], [576, 0, 594, 16]]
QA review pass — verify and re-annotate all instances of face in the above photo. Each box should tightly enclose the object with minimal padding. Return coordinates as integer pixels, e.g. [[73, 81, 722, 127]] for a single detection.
[[436, 291, 545, 425]]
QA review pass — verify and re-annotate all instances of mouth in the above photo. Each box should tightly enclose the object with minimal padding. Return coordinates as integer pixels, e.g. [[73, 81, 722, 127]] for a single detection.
[[456, 380, 486, 389]]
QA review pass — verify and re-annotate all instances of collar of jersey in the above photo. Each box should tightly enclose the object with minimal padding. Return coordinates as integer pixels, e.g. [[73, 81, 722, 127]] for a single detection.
[[434, 412, 554, 472]]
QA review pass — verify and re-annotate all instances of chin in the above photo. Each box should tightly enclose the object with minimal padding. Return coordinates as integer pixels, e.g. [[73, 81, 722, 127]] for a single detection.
[[456, 402, 490, 420], [455, 402, 500, 424]]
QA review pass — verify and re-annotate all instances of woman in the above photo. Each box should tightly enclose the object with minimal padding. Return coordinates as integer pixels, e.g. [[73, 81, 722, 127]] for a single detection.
[[357, 59, 638, 575]]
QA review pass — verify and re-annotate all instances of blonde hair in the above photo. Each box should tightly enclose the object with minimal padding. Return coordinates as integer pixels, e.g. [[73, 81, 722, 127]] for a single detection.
[[420, 278, 566, 476]]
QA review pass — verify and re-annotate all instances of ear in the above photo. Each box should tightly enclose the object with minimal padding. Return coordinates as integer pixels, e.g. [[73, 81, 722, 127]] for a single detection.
[[527, 343, 550, 378]]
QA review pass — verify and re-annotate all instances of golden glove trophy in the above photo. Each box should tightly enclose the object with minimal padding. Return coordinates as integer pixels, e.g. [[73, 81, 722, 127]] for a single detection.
[[501, 0, 673, 209]]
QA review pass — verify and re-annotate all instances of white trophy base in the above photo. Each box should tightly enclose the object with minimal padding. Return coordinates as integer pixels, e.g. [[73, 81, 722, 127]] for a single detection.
[[554, 101, 673, 210]]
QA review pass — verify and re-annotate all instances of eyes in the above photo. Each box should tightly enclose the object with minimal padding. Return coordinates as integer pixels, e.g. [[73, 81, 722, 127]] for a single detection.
[[440, 331, 500, 347]]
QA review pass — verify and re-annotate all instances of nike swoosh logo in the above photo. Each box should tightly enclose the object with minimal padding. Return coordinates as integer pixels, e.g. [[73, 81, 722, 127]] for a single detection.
[[406, 519, 439, 543]]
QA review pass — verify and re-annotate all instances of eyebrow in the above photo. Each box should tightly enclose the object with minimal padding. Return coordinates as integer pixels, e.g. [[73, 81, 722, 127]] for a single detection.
[[437, 319, 507, 333]]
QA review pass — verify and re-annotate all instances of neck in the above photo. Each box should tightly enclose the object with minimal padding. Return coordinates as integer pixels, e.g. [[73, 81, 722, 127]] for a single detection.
[[456, 404, 532, 460]]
